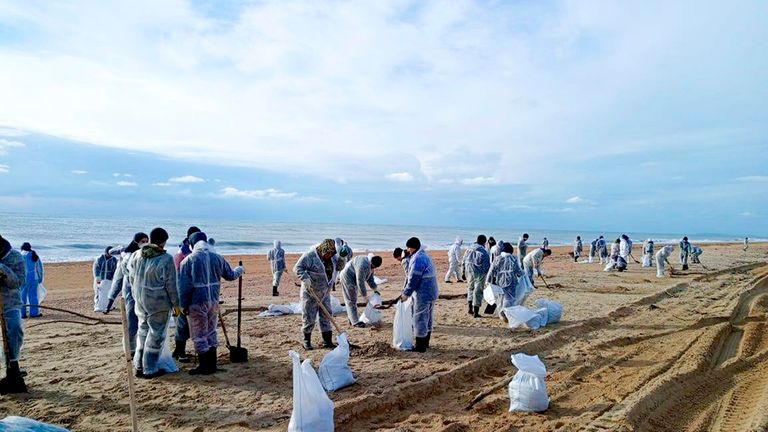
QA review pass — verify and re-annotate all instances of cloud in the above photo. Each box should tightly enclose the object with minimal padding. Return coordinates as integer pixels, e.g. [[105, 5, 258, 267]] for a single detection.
[[2, 1, 764, 186], [385, 172, 414, 182], [0, 138, 25, 155], [116, 181, 138, 187], [460, 177, 498, 186], [736, 176, 768, 182], [71, 170, 88, 175], [0, 128, 27, 137], [0, 164, 9, 174], [154, 182, 173, 187], [565, 196, 583, 204], [740, 211, 754, 217], [169, 175, 205, 183], [219, 187, 298, 200]]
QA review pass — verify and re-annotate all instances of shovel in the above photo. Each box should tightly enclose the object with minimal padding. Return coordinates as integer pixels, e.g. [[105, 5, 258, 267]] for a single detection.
[[539, 274, 550, 288], [218, 312, 247, 363], [228, 261, 248, 363]]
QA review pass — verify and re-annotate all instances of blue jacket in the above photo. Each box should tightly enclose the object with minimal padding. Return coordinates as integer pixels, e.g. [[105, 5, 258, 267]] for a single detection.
[[93, 254, 118, 280], [178, 242, 242, 309], [0, 244, 25, 310], [402, 249, 439, 301], [21, 251, 43, 290]]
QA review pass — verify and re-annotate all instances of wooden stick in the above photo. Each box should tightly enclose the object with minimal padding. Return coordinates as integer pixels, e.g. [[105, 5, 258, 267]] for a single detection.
[[466, 375, 513, 409], [539, 274, 550, 288], [119, 298, 139, 432], [304, 285, 343, 335]]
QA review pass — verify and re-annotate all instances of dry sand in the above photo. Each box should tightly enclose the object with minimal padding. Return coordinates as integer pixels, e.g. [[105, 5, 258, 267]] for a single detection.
[[1, 243, 767, 431]]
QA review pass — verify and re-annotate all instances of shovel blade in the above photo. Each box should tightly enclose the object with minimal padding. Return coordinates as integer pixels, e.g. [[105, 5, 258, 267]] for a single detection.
[[229, 346, 248, 363]]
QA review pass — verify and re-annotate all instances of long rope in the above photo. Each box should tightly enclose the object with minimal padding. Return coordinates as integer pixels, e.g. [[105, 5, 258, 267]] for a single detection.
[[23, 304, 120, 325]]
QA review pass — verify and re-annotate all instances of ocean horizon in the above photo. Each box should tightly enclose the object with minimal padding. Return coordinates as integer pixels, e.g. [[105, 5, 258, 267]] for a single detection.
[[0, 212, 760, 263]]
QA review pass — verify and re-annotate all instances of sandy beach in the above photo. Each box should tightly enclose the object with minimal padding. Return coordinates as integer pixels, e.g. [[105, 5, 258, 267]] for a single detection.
[[1, 243, 767, 431]]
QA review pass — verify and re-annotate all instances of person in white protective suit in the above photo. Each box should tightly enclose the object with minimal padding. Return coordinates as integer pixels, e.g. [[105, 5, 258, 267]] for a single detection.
[[340, 255, 382, 327], [598, 236, 608, 264], [523, 248, 551, 287], [128, 228, 180, 379], [642, 239, 655, 267], [444, 237, 464, 283], [744, 237, 750, 252], [267, 240, 286, 297], [655, 245, 675, 277], [620, 234, 633, 261], [690, 245, 703, 264], [486, 242, 523, 318], [573, 236, 583, 262], [604, 239, 621, 271], [588, 238, 597, 263]]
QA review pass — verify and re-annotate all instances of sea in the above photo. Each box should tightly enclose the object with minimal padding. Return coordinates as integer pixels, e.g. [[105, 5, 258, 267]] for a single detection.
[[0, 213, 760, 263]]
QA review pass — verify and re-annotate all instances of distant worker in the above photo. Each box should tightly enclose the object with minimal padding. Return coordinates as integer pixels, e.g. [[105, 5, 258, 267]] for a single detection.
[[340, 255, 382, 327], [744, 237, 750, 252], [393, 247, 410, 276], [268, 240, 286, 297], [523, 247, 552, 287], [486, 242, 523, 315], [620, 234, 633, 262], [19, 243, 44, 319], [517, 233, 529, 264], [690, 245, 703, 264], [463, 235, 491, 318], [588, 238, 597, 263], [93, 246, 118, 312], [679, 237, 692, 270], [542, 237, 549, 249], [642, 239, 654, 267], [573, 236, 583, 262], [445, 237, 464, 283], [656, 245, 675, 278], [598, 236, 608, 264]]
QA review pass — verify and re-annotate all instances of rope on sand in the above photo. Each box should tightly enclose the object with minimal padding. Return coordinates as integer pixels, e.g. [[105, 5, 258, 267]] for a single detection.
[[23, 304, 121, 328]]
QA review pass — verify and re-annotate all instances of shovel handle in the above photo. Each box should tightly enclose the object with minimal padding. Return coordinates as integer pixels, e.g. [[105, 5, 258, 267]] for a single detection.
[[304, 283, 343, 334], [237, 261, 243, 348], [218, 313, 232, 348]]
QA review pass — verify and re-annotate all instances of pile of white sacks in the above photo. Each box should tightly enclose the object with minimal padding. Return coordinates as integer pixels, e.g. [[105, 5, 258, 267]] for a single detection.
[[503, 299, 563, 330]]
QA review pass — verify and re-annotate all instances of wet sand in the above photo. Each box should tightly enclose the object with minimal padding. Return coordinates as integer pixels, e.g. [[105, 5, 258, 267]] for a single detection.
[[1, 243, 767, 431]]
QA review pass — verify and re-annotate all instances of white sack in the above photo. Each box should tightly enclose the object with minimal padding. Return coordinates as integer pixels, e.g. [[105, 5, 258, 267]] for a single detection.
[[533, 299, 563, 324], [37, 283, 48, 305], [515, 275, 534, 306], [319, 332, 356, 392], [503, 306, 543, 330], [157, 313, 179, 373], [392, 297, 414, 350], [483, 284, 504, 306], [360, 293, 382, 326], [288, 350, 335, 432], [508, 353, 549, 412]]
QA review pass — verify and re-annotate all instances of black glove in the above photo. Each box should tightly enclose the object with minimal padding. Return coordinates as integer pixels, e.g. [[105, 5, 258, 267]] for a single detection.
[[104, 299, 114, 314]]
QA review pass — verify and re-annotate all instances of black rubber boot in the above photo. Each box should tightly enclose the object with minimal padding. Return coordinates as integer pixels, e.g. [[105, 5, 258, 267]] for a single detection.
[[189, 350, 211, 375], [413, 336, 427, 353], [209, 348, 225, 373], [682, 264, 689, 271], [353, 321, 366, 328], [272, 286, 279, 297], [172, 340, 191, 363], [425, 332, 431, 349], [321, 331, 336, 349], [473, 306, 481, 318], [0, 362, 27, 394], [302, 333, 313, 350], [444, 280, 452, 284], [467, 301, 473, 315], [104, 299, 114, 314]]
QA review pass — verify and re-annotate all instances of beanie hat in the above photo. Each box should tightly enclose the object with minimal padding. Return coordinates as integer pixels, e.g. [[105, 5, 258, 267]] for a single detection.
[[406, 237, 421, 250]]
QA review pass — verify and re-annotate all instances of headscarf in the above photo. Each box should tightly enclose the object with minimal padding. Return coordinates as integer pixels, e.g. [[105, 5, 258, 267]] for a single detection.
[[317, 239, 337, 258], [317, 239, 337, 281]]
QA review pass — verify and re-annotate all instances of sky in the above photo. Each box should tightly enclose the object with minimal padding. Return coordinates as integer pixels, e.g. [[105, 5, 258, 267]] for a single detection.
[[0, 0, 766, 236]]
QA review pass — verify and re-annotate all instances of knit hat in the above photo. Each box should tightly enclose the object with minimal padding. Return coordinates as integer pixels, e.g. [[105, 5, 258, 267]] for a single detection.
[[189, 231, 207, 246]]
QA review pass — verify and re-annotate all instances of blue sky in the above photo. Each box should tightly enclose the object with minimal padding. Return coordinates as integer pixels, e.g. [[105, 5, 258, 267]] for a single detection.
[[0, 0, 766, 236]]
